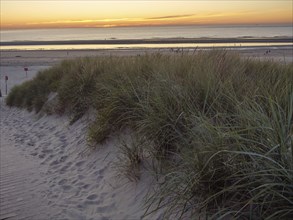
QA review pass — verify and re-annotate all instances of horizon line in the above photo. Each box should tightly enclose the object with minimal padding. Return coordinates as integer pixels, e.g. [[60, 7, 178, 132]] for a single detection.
[[1, 22, 292, 31]]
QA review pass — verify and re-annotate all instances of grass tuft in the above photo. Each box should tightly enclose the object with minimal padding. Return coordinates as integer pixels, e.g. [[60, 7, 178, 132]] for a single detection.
[[115, 136, 144, 182]]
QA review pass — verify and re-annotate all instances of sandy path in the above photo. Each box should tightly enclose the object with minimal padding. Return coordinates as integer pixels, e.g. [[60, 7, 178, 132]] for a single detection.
[[0, 100, 156, 220], [0, 101, 91, 220], [0, 65, 161, 219], [0, 103, 60, 220]]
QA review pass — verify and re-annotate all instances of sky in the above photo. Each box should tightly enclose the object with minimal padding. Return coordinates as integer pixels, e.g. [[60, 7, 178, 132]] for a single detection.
[[1, 0, 292, 29]]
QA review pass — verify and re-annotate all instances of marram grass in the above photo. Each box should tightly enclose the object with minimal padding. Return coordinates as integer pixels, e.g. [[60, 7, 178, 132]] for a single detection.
[[6, 51, 293, 219]]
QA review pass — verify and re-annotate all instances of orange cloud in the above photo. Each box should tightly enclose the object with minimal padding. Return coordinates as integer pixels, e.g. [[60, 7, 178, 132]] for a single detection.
[[1, 1, 292, 29], [146, 14, 195, 20]]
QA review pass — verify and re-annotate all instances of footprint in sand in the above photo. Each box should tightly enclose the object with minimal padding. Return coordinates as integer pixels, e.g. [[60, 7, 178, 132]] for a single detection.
[[59, 162, 72, 173], [30, 151, 38, 156], [50, 155, 68, 166], [44, 141, 54, 147], [94, 167, 106, 176], [62, 185, 72, 191], [48, 126, 57, 132], [27, 141, 35, 146], [71, 179, 78, 185], [59, 144, 67, 149], [84, 200, 102, 206], [39, 153, 46, 159], [59, 155, 68, 162], [40, 154, 55, 165], [42, 149, 53, 154], [82, 184, 90, 189], [77, 139, 85, 145], [95, 204, 115, 213], [58, 135, 67, 141], [75, 161, 86, 167], [58, 179, 67, 185], [36, 133, 45, 138], [50, 160, 59, 166], [78, 174, 85, 180], [87, 194, 98, 200]]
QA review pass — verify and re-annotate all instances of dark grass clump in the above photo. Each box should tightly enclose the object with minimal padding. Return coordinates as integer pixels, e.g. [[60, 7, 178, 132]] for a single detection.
[[115, 136, 144, 182], [6, 51, 293, 219], [57, 58, 103, 123], [6, 65, 63, 112]]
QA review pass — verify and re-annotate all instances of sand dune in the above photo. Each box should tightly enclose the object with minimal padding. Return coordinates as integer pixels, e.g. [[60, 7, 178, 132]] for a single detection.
[[0, 67, 162, 219], [1, 48, 292, 219]]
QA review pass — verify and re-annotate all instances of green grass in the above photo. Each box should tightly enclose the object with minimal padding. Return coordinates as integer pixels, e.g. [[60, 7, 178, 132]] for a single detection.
[[115, 136, 144, 182], [6, 63, 64, 112], [6, 51, 293, 219]]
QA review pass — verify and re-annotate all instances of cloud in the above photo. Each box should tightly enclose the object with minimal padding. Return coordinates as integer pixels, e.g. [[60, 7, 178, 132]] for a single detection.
[[146, 14, 195, 20], [26, 18, 132, 25]]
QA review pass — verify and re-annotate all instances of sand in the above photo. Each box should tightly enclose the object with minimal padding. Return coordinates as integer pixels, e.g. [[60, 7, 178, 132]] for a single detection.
[[0, 65, 162, 219], [1, 46, 292, 67], [2, 37, 292, 46], [0, 47, 292, 219]]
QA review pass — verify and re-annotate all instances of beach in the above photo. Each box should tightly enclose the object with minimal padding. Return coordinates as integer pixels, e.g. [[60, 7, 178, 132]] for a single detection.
[[1, 102, 162, 219], [1, 0, 292, 217], [0, 58, 163, 219], [0, 46, 292, 219], [1, 45, 292, 67]]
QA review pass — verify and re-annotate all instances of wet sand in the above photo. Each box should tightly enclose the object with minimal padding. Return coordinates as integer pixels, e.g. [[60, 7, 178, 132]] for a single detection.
[[1, 46, 292, 67], [1, 37, 292, 45]]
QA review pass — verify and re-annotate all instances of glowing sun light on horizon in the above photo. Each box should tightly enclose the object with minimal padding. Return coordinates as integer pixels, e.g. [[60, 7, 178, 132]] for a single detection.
[[1, 1, 292, 29]]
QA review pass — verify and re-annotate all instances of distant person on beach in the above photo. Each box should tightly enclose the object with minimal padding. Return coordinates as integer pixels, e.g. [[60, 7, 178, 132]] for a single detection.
[[0, 89, 2, 97]]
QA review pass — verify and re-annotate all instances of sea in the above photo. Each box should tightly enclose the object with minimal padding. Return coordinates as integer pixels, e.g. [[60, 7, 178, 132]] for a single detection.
[[1, 25, 292, 50]]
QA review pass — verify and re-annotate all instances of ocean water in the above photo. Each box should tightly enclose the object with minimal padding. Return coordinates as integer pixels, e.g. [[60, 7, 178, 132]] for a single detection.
[[1, 25, 292, 50]]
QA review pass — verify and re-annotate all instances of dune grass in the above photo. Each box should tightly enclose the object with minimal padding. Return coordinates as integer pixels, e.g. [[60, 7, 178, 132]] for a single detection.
[[6, 64, 63, 112], [6, 51, 293, 219]]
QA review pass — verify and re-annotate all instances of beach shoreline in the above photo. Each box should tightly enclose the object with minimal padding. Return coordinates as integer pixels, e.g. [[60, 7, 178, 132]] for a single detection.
[[1, 46, 292, 66], [1, 36, 292, 46]]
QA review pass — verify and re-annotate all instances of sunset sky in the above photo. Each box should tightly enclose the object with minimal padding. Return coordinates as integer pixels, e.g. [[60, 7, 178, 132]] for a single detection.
[[1, 0, 292, 29]]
